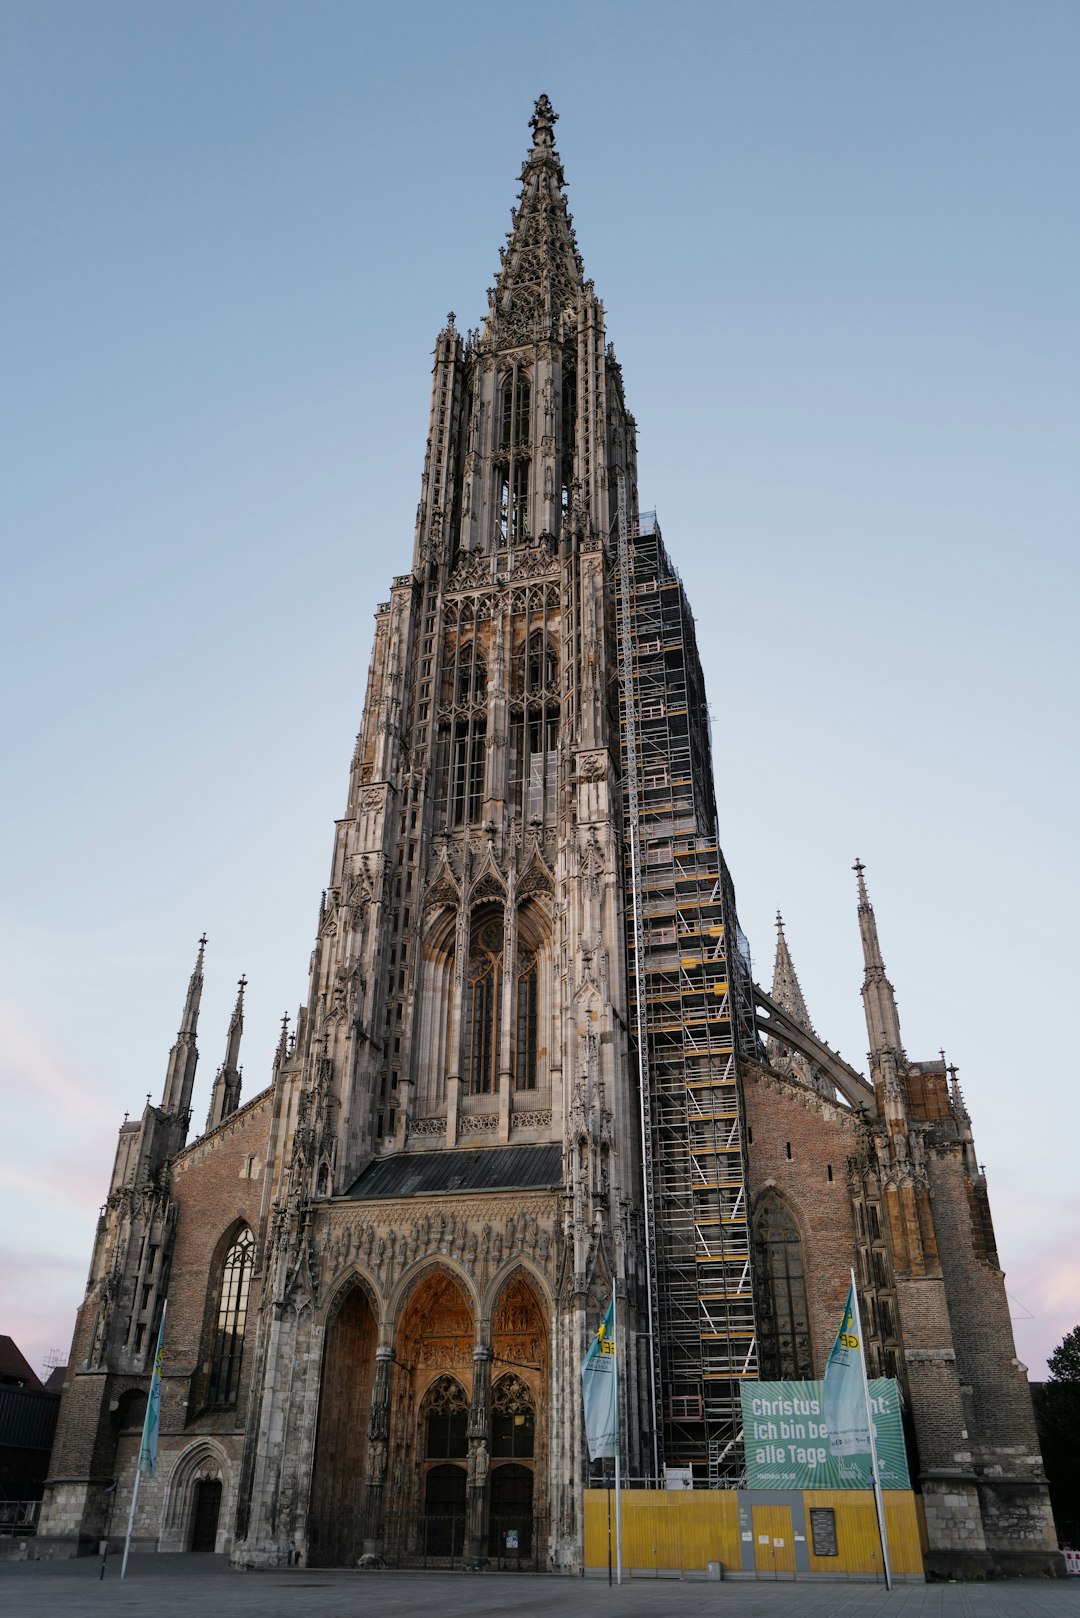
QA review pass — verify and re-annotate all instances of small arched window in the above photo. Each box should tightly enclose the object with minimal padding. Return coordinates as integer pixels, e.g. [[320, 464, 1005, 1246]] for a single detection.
[[207, 1227, 255, 1406]]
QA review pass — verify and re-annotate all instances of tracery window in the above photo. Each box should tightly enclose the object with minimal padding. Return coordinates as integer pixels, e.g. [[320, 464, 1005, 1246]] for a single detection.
[[513, 952, 538, 1091], [560, 369, 576, 516], [454, 642, 486, 705], [496, 367, 531, 543], [511, 630, 559, 823], [466, 914, 503, 1094], [425, 1375, 470, 1457], [207, 1227, 255, 1406], [753, 1196, 813, 1380], [492, 1374, 535, 1458]]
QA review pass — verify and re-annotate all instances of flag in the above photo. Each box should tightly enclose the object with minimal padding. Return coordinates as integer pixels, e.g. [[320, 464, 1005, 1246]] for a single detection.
[[822, 1279, 871, 1461], [581, 1294, 618, 1460], [137, 1309, 166, 1477]]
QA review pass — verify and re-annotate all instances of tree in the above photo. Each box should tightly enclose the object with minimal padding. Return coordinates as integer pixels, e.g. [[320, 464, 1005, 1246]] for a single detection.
[[1033, 1324, 1080, 1548], [1047, 1324, 1080, 1386]]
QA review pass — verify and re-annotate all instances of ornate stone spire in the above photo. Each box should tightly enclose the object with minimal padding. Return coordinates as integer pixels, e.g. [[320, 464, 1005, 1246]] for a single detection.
[[485, 95, 585, 346], [854, 860, 904, 1062], [854, 860, 909, 1147], [770, 912, 814, 1033], [206, 975, 246, 1132], [768, 913, 823, 1091], [160, 934, 206, 1127]]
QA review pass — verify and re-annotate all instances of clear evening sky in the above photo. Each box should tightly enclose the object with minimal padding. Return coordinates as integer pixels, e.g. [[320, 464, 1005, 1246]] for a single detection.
[[2, 1, 1076, 1380]]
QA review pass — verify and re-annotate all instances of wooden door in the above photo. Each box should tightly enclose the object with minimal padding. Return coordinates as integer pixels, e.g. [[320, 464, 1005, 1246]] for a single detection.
[[752, 1504, 795, 1575]]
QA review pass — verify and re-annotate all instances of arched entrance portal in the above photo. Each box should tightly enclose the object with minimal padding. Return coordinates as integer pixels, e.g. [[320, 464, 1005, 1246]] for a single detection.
[[490, 1272, 547, 1565], [387, 1269, 475, 1565], [308, 1282, 378, 1567]]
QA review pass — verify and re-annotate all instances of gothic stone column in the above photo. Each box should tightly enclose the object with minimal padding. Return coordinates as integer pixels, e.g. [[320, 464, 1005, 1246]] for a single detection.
[[361, 1345, 394, 1557], [466, 1343, 492, 1562]]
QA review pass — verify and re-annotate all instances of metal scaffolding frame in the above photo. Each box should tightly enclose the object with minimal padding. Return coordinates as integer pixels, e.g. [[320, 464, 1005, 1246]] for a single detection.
[[615, 506, 760, 1484]]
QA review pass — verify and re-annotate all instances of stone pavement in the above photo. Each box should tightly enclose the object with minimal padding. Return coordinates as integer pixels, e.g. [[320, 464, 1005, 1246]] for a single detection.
[[1, 1557, 1078, 1618]]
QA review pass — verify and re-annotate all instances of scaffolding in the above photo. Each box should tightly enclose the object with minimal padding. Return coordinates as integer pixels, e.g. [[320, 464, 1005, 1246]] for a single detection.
[[615, 504, 760, 1484]]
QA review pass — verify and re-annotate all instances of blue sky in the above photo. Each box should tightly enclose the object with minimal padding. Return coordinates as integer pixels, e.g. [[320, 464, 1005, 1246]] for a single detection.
[[2, 0, 1077, 1380]]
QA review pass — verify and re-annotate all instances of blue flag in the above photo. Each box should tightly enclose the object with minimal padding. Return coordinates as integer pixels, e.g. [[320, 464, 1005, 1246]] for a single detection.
[[138, 1309, 166, 1477], [581, 1294, 618, 1460], [823, 1280, 871, 1464]]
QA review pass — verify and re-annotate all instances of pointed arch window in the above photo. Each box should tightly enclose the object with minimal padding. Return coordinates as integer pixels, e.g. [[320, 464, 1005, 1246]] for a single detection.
[[466, 913, 503, 1094], [560, 369, 576, 516], [207, 1227, 255, 1406], [425, 1375, 470, 1457], [753, 1197, 813, 1380], [454, 641, 486, 706], [511, 629, 559, 823], [491, 1373, 535, 1457], [495, 366, 532, 544], [514, 950, 538, 1091]]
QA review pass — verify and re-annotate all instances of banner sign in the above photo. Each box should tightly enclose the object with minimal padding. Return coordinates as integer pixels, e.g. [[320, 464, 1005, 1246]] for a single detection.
[[740, 1378, 909, 1490]]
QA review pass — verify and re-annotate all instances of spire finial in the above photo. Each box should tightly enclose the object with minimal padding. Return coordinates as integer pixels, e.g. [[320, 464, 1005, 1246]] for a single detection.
[[853, 858, 869, 907], [530, 93, 558, 149], [775, 910, 785, 934]]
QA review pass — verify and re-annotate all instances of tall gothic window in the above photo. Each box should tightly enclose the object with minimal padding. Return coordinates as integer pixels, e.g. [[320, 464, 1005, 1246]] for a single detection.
[[436, 635, 487, 828], [496, 367, 531, 544], [466, 913, 503, 1094], [207, 1227, 255, 1406], [560, 369, 576, 515], [511, 630, 559, 823], [753, 1196, 813, 1380], [514, 951, 538, 1091]]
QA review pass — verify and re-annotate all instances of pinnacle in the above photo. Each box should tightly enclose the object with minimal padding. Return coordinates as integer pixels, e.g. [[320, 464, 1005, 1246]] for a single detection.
[[770, 912, 815, 1035]]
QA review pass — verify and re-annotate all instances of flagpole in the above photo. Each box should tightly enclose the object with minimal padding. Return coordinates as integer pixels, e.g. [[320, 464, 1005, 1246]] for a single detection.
[[849, 1269, 892, 1591], [119, 1466, 141, 1580], [613, 1275, 623, 1587], [121, 1302, 166, 1580]]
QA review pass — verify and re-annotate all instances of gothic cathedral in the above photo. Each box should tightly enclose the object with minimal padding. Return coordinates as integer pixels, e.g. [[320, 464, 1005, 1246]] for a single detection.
[[36, 99, 1059, 1578]]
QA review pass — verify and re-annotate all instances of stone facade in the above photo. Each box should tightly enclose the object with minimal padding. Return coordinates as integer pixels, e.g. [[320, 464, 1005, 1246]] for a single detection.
[[34, 98, 1060, 1579]]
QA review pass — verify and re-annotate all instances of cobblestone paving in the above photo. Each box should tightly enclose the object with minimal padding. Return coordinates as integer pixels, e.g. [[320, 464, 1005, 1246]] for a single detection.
[[2, 1557, 1078, 1618]]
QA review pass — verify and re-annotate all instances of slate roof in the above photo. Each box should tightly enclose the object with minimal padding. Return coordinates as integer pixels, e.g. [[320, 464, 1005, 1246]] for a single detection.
[[344, 1144, 562, 1201]]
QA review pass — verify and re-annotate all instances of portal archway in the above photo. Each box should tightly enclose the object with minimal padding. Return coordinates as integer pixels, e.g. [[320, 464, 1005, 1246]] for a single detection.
[[308, 1280, 379, 1566], [388, 1267, 475, 1563], [490, 1270, 547, 1561]]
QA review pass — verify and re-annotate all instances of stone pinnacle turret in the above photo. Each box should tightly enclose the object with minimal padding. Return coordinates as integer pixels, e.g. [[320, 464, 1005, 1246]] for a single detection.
[[206, 975, 246, 1132]]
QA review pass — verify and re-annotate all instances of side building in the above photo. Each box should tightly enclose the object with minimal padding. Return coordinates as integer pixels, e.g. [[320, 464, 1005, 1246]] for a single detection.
[[35, 99, 1059, 1579]]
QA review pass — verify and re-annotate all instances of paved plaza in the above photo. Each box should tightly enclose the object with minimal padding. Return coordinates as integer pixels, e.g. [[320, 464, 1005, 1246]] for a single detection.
[[1, 1558, 1078, 1618]]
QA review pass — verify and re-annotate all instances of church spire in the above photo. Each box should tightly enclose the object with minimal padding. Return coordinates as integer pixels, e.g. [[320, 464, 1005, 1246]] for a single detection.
[[854, 860, 910, 1146], [206, 975, 246, 1133], [160, 934, 205, 1127], [854, 860, 904, 1062], [485, 95, 585, 342]]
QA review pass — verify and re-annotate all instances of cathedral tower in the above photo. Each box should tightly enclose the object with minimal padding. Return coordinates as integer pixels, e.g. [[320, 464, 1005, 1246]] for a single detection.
[[36, 99, 1059, 1580]]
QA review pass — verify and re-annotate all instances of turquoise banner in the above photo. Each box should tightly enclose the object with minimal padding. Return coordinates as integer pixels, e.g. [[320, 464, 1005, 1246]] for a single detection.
[[740, 1378, 909, 1490]]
